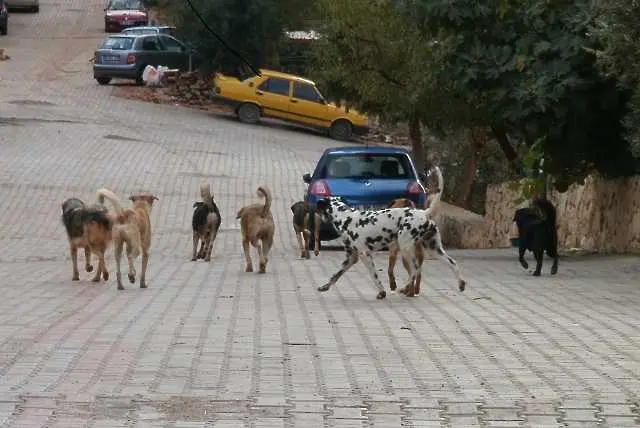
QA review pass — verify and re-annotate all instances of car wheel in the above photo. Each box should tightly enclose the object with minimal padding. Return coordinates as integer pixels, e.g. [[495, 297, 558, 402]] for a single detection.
[[96, 77, 112, 85], [329, 119, 353, 141], [0, 26, 6, 36], [237, 103, 261, 124]]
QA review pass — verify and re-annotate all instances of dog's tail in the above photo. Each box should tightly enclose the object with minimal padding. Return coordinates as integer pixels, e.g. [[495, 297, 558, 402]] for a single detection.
[[257, 186, 272, 217], [97, 188, 124, 213], [200, 183, 214, 211], [424, 166, 444, 213]]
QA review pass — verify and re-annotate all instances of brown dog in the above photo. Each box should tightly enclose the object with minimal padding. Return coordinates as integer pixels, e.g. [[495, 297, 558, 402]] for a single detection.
[[97, 188, 158, 290], [290, 201, 320, 259], [61, 197, 113, 282], [387, 166, 444, 296], [236, 187, 275, 273]]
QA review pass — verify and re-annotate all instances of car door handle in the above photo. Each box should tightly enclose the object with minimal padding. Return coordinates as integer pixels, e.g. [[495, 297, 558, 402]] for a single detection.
[[256, 91, 263, 96], [290, 99, 298, 103]]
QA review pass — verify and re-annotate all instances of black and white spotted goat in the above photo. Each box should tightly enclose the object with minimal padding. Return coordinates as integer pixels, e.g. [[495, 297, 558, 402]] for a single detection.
[[315, 197, 466, 299]]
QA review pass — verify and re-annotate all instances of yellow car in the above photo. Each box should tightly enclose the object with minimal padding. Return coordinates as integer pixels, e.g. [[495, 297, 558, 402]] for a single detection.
[[212, 69, 369, 140]]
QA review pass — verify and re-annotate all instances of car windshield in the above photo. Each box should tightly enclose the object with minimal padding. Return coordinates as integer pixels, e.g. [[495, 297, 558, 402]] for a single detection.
[[107, 0, 143, 10], [100, 37, 135, 50], [320, 154, 413, 179]]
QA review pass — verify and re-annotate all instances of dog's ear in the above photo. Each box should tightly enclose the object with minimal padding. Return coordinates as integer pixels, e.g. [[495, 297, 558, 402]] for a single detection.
[[386, 199, 397, 208], [129, 195, 135, 202], [315, 198, 329, 211], [290, 203, 297, 214]]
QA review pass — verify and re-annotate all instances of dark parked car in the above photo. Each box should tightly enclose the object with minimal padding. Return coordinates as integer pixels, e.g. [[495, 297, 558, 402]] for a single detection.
[[0, 0, 8, 36], [93, 34, 191, 85], [104, 0, 148, 33], [303, 146, 428, 249]]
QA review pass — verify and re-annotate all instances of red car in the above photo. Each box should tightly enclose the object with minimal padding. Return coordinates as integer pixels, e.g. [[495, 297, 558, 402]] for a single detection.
[[104, 0, 148, 33]]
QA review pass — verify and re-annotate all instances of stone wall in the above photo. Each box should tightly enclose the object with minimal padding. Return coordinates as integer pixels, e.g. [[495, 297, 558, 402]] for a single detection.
[[484, 174, 640, 254]]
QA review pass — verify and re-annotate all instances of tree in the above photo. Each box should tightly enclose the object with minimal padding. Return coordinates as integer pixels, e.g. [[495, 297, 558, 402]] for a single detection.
[[310, 0, 466, 172], [166, 0, 316, 76], [408, 0, 638, 189], [592, 0, 640, 159]]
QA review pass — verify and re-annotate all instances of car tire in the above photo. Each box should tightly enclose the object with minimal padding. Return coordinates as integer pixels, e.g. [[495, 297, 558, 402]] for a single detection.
[[96, 77, 112, 85], [329, 119, 353, 141], [237, 103, 261, 124], [0, 26, 6, 36]]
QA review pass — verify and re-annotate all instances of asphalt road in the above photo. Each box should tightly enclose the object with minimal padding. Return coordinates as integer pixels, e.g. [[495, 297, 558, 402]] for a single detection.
[[1, 1, 640, 427]]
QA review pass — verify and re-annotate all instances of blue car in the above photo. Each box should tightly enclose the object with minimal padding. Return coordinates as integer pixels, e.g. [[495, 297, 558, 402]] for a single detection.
[[303, 146, 428, 249]]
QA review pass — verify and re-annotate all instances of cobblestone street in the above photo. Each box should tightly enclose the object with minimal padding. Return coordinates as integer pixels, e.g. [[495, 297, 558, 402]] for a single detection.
[[1, 0, 640, 426]]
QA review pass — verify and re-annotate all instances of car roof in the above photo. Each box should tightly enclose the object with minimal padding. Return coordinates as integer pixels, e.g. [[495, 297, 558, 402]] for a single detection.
[[322, 146, 411, 156], [260, 69, 316, 85]]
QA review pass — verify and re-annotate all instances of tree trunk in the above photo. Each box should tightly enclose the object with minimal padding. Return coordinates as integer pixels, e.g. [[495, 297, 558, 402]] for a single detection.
[[456, 130, 480, 209], [408, 115, 425, 173], [490, 122, 521, 175]]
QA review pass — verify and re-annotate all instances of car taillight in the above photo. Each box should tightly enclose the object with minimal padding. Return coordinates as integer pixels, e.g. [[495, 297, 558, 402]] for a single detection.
[[127, 54, 136, 64], [1, 4, 7, 12], [406, 181, 424, 195], [310, 180, 331, 197]]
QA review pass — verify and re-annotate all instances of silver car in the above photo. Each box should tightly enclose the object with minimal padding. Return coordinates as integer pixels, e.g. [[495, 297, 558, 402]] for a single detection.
[[92, 34, 190, 85]]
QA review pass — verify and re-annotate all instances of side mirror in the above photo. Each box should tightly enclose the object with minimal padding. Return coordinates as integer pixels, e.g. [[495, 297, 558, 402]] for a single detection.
[[418, 172, 427, 182], [303, 173, 312, 184]]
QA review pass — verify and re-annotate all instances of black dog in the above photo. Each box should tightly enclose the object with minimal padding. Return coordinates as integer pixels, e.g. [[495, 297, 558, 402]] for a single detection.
[[191, 183, 222, 261], [513, 198, 559, 276]]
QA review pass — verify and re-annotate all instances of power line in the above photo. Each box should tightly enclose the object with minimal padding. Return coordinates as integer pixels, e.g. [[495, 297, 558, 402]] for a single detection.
[[183, 0, 262, 77]]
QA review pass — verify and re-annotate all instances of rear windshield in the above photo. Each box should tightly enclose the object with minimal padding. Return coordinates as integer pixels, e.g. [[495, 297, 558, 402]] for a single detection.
[[107, 0, 143, 10], [100, 37, 135, 50], [319, 153, 413, 179]]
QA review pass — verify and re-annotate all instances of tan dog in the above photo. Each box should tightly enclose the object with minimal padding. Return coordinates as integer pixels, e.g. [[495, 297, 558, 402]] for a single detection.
[[290, 201, 320, 259], [97, 188, 158, 290], [61, 197, 113, 282], [387, 166, 444, 296], [236, 187, 275, 273]]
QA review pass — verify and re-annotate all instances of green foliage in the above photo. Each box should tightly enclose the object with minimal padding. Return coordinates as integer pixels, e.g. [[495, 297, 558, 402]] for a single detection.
[[312, 0, 639, 194], [592, 1, 640, 158], [166, 0, 315, 75]]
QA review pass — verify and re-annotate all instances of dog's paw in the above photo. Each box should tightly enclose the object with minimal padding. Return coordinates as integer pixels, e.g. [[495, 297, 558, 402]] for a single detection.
[[85, 264, 94, 273], [519, 259, 529, 270], [317, 284, 330, 292], [258, 263, 266, 274], [191, 257, 197, 261], [91, 276, 100, 283], [314, 250, 320, 257], [128, 273, 135, 283], [103, 271, 109, 281], [532, 271, 541, 277], [376, 290, 387, 300], [140, 282, 147, 289], [551, 265, 558, 275], [458, 280, 466, 292], [204, 257, 211, 262], [72, 274, 80, 281], [117, 283, 125, 290], [245, 265, 253, 273]]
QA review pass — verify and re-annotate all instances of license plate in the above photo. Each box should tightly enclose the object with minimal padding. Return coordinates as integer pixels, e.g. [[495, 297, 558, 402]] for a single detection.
[[102, 55, 119, 62]]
